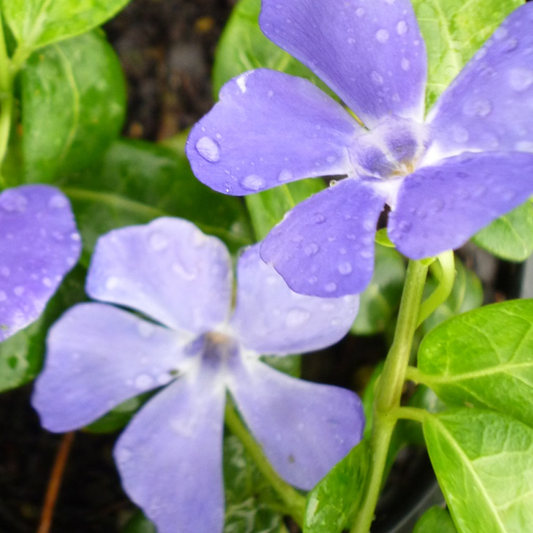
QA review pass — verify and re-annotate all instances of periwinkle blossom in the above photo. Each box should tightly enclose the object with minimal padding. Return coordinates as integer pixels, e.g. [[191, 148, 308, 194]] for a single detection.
[[187, 0, 533, 298], [32, 217, 364, 533], [0, 185, 80, 340]]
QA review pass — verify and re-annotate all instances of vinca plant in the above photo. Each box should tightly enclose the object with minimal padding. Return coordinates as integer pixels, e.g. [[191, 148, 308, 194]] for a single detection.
[[0, 0, 533, 532]]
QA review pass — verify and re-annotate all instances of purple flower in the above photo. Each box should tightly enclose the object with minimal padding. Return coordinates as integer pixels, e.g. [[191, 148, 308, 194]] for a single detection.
[[32, 217, 363, 533], [0, 185, 80, 341], [187, 0, 533, 297]]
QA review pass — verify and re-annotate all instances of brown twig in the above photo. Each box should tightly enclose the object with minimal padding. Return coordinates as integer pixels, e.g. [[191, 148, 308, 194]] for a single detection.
[[37, 432, 76, 533]]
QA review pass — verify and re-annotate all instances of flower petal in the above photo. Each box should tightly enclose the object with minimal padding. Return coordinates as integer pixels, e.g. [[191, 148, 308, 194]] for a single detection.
[[115, 369, 226, 533], [187, 69, 361, 195], [227, 357, 364, 490], [32, 303, 191, 432], [0, 185, 80, 341], [231, 245, 358, 355], [426, 4, 533, 162], [261, 178, 387, 297], [86, 218, 232, 333], [389, 151, 533, 259], [260, 0, 427, 126]]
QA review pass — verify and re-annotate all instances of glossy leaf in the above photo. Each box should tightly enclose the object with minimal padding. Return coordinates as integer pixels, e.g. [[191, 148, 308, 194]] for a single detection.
[[412, 0, 523, 110], [21, 30, 126, 183], [62, 138, 253, 263], [424, 409, 533, 533], [420, 257, 483, 335], [303, 440, 370, 533], [413, 506, 458, 533], [0, 266, 86, 393], [212, 0, 332, 98], [473, 202, 533, 262], [417, 300, 533, 428], [2, 0, 131, 50], [245, 179, 325, 241], [351, 244, 406, 335]]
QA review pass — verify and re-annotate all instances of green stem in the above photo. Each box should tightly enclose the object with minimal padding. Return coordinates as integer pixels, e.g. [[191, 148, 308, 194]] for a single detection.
[[393, 406, 430, 425], [224, 404, 306, 526], [351, 260, 428, 533], [417, 251, 455, 326], [0, 10, 13, 186]]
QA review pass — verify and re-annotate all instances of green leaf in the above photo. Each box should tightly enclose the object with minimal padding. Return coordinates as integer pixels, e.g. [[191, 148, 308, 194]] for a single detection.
[[424, 409, 533, 533], [21, 30, 126, 183], [224, 435, 284, 533], [303, 440, 370, 533], [413, 506, 458, 533], [416, 300, 533, 429], [420, 257, 483, 335], [62, 138, 253, 263], [245, 179, 325, 241], [121, 511, 157, 533], [351, 244, 406, 335], [261, 354, 301, 378], [212, 0, 332, 98], [412, 0, 523, 110], [473, 202, 533, 262], [2, 0, 131, 50], [0, 265, 86, 393]]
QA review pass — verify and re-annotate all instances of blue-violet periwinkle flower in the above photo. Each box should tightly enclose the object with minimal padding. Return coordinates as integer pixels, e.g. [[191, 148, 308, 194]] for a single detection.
[[0, 185, 80, 341], [32, 217, 364, 533], [187, 0, 533, 297]]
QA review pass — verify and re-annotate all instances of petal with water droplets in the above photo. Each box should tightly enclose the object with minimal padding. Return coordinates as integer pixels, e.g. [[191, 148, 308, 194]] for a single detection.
[[187, 69, 361, 195], [426, 4, 533, 161], [231, 245, 358, 355], [390, 151, 533, 259], [0, 185, 80, 341], [115, 368, 226, 533], [86, 218, 232, 333], [261, 178, 387, 297], [227, 357, 364, 490], [260, 0, 427, 126], [32, 303, 192, 432]]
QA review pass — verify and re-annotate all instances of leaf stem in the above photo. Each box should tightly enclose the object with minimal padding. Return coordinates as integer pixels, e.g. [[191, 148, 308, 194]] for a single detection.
[[351, 259, 428, 533], [417, 251, 455, 326], [224, 403, 306, 526]]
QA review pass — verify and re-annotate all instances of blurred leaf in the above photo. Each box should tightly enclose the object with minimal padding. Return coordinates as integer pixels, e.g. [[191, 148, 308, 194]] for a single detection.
[[212, 0, 333, 98], [473, 202, 533, 262], [412, 0, 523, 110], [417, 300, 533, 429], [21, 30, 126, 183], [2, 0, 132, 50], [62, 138, 253, 264], [413, 506, 457, 533], [351, 244, 406, 336], [0, 265, 86, 393], [303, 440, 370, 533], [424, 409, 533, 533], [420, 256, 483, 335], [246, 180, 325, 241], [261, 354, 301, 378], [121, 511, 157, 533]]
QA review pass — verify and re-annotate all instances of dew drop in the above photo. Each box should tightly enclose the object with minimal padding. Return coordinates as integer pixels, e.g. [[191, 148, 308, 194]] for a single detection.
[[376, 29, 389, 43], [0, 291, 6, 301], [371, 71, 384, 85], [515, 141, 533, 152], [308, 276, 318, 285], [338, 261, 352, 275], [347, 37, 356, 45], [401, 58, 410, 71], [304, 242, 320, 256], [172, 262, 197, 280], [463, 99, 492, 117], [428, 198, 445, 213], [325, 282, 337, 293], [106, 277, 119, 290], [503, 190, 516, 202], [355, 7, 365, 16], [494, 27, 508, 40], [360, 250, 372, 259], [117, 448, 132, 463], [508, 68, 533, 92], [196, 136, 221, 162], [474, 48, 487, 61], [0, 191, 27, 213], [242, 174, 265, 191], [42, 277, 53, 287], [135, 374, 154, 390], [48, 195, 68, 209], [149, 232, 169, 252], [452, 126, 469, 143], [278, 169, 292, 182], [398, 220, 412, 232], [397, 20, 408, 35], [138, 322, 155, 338], [14, 286, 24, 296], [313, 213, 326, 224], [503, 38, 518, 52], [286, 308, 311, 328]]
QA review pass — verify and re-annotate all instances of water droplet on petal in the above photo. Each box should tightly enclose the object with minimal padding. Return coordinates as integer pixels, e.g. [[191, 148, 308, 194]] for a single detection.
[[48, 195, 68, 209], [286, 308, 311, 328], [428, 198, 445, 213], [508, 68, 533, 92], [397, 20, 408, 35], [360, 250, 372, 259], [42, 277, 53, 287], [371, 71, 384, 85], [515, 141, 533, 152], [325, 282, 337, 293], [398, 221, 412, 232], [117, 448, 132, 463], [401, 58, 410, 71], [135, 374, 154, 390], [463, 99, 492, 117], [452, 126, 469, 143], [503, 38, 518, 52], [242, 174, 265, 191], [313, 213, 326, 224], [138, 322, 155, 338], [14, 286, 24, 296], [196, 136, 221, 162], [172, 262, 196, 280], [355, 7, 365, 16], [106, 277, 119, 290], [0, 190, 27, 213], [308, 276, 318, 285], [376, 29, 389, 43], [278, 169, 292, 182], [338, 262, 352, 275], [494, 27, 508, 40], [304, 242, 320, 256], [0, 291, 7, 301], [149, 232, 169, 252]]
